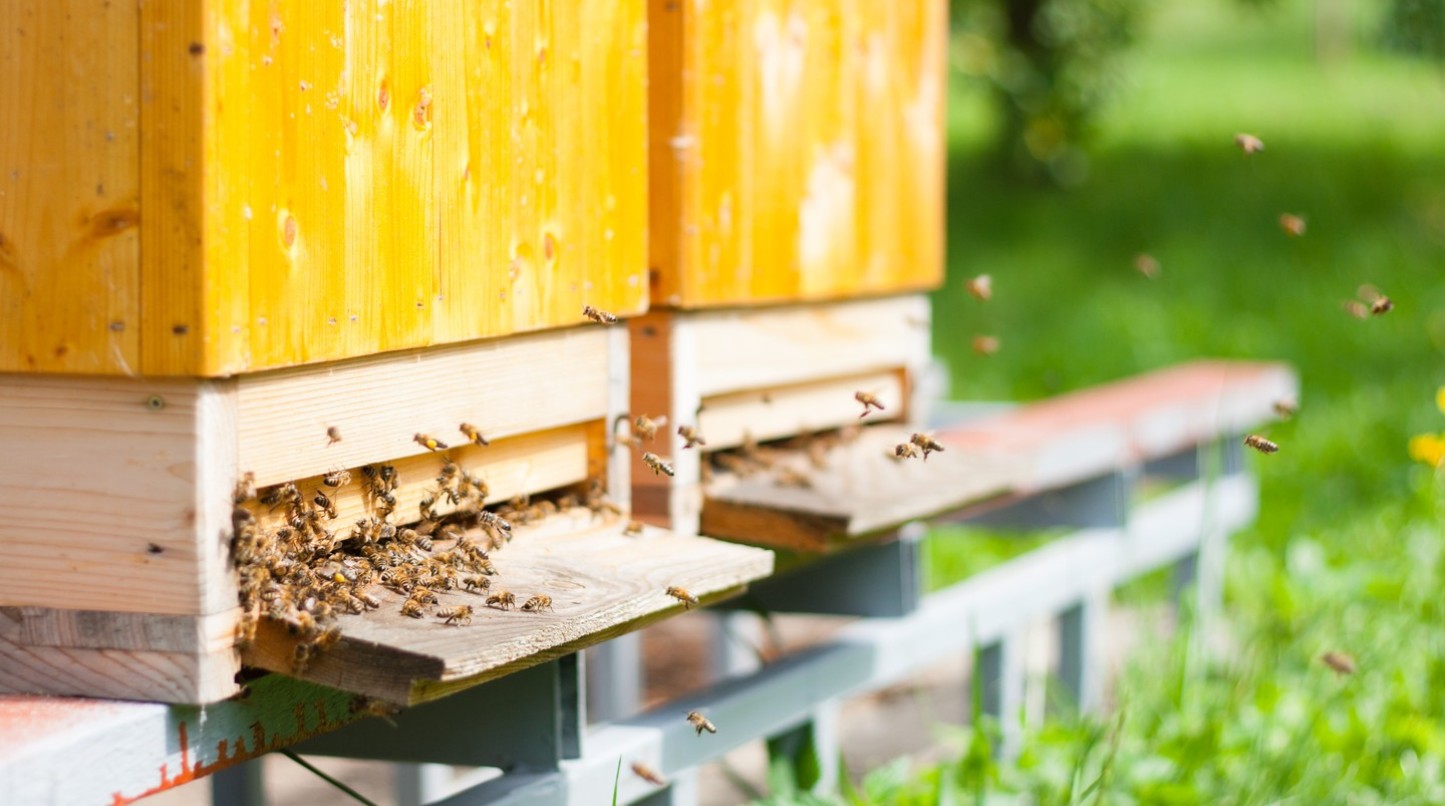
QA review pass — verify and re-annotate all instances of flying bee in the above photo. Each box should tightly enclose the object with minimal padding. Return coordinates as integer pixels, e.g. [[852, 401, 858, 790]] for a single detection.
[[277, 482, 303, 508], [634, 414, 667, 441], [965, 273, 992, 301], [313, 490, 338, 519], [326, 425, 343, 446], [677, 424, 706, 449], [458, 422, 490, 447], [666, 586, 698, 609], [686, 710, 717, 735], [1134, 253, 1160, 279], [774, 466, 812, 488], [854, 390, 886, 418], [521, 595, 553, 612], [462, 574, 491, 593], [477, 510, 512, 536], [909, 432, 945, 461], [1342, 299, 1369, 319], [971, 335, 1000, 356], [233, 472, 257, 504], [1321, 650, 1357, 676], [642, 452, 675, 477], [630, 761, 666, 786], [1278, 213, 1306, 237], [893, 441, 921, 461], [624, 520, 644, 536], [1357, 284, 1393, 315], [1243, 434, 1279, 454], [401, 598, 425, 618], [322, 468, 351, 488], [582, 304, 618, 324], [414, 433, 448, 452], [1234, 132, 1264, 155], [1274, 400, 1297, 419], [486, 591, 516, 610], [437, 605, 474, 626]]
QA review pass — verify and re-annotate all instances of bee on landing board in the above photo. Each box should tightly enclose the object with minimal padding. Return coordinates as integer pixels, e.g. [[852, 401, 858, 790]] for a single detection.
[[666, 586, 699, 609], [1243, 434, 1279, 454], [631, 761, 666, 786], [401, 599, 425, 618], [582, 305, 618, 324], [854, 391, 886, 418], [486, 591, 516, 610], [686, 710, 717, 735], [678, 424, 706, 449], [313, 490, 338, 519], [623, 520, 644, 536], [414, 433, 448, 452], [462, 574, 491, 593], [437, 605, 474, 626], [642, 452, 675, 477], [909, 432, 945, 461], [965, 273, 993, 301], [459, 422, 490, 447], [521, 595, 553, 613]]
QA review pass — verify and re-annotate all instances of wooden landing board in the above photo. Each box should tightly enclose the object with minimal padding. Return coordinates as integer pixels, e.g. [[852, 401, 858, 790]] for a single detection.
[[701, 425, 1027, 552], [242, 513, 774, 705]]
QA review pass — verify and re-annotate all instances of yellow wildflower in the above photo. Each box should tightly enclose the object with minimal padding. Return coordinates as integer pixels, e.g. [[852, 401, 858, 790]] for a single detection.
[[1409, 433, 1445, 468], [1436, 387, 1445, 415]]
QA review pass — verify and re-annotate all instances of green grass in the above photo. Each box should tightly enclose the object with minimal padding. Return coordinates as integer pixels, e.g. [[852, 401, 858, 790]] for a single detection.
[[781, 0, 1445, 801]]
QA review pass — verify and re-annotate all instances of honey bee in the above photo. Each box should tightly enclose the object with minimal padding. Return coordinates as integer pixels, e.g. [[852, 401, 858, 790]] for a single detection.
[[1243, 434, 1279, 454], [666, 586, 698, 609], [634, 414, 668, 441], [326, 425, 343, 446], [459, 422, 490, 447], [685, 710, 717, 735], [642, 452, 675, 477], [1134, 253, 1160, 279], [1342, 299, 1369, 319], [233, 472, 257, 504], [414, 433, 448, 452], [1234, 132, 1264, 155], [322, 468, 351, 488], [292, 642, 317, 674], [582, 305, 619, 324], [462, 574, 491, 592], [1358, 284, 1393, 316], [401, 598, 425, 618], [623, 520, 644, 536], [313, 490, 338, 519], [1273, 400, 1297, 419], [774, 466, 812, 488], [678, 424, 706, 449], [630, 761, 666, 786], [521, 595, 553, 612], [477, 510, 512, 535], [1320, 650, 1357, 676], [258, 485, 284, 508], [410, 586, 439, 605], [437, 605, 474, 626], [852, 391, 886, 419], [1278, 213, 1306, 237], [909, 432, 945, 461], [486, 591, 516, 610], [965, 273, 992, 301], [971, 335, 1000, 356]]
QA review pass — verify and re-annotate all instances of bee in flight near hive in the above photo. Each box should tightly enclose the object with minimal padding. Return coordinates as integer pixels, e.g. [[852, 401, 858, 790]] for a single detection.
[[854, 390, 886, 418], [321, 468, 351, 488], [909, 432, 945, 461], [892, 442, 921, 461], [521, 595, 553, 613], [1278, 213, 1307, 237], [486, 591, 516, 610], [631, 761, 666, 786], [582, 305, 619, 324], [1234, 132, 1265, 155], [774, 466, 812, 489], [1273, 400, 1297, 420], [666, 585, 698, 609], [326, 425, 343, 446], [477, 510, 512, 539], [634, 414, 667, 442], [642, 452, 675, 477], [1134, 253, 1160, 279], [686, 710, 717, 735], [1320, 650, 1356, 676], [414, 433, 448, 452], [437, 605, 474, 626], [965, 273, 992, 301], [972, 335, 1000, 357], [678, 424, 706, 449], [459, 422, 490, 447], [1356, 284, 1393, 316], [1243, 434, 1279, 454]]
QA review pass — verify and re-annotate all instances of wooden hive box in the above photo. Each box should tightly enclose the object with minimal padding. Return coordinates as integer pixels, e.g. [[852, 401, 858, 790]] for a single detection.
[[0, 1, 775, 705], [631, 0, 950, 535]]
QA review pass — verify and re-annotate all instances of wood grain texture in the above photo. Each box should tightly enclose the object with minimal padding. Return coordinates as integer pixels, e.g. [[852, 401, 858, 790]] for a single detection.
[[649, 0, 947, 307], [2, 607, 234, 654], [0, 0, 141, 374], [0, 375, 238, 616], [242, 513, 774, 704], [235, 326, 610, 486]]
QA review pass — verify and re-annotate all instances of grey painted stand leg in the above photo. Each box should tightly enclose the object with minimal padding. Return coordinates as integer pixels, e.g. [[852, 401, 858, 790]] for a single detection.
[[395, 762, 453, 806], [1057, 588, 1108, 713], [711, 611, 764, 681], [211, 760, 264, 806], [587, 633, 643, 724], [977, 634, 1025, 759]]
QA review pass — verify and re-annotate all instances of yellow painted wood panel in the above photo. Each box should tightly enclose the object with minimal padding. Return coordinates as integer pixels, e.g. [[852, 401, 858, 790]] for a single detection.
[[0, 1, 141, 374], [650, 0, 947, 308], [4, 1, 647, 376]]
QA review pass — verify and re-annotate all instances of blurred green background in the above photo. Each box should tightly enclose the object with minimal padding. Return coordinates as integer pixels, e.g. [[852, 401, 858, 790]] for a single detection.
[[841, 0, 1445, 802]]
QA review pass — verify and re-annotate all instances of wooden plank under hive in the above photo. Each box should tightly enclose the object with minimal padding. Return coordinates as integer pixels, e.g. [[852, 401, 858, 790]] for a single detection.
[[0, 0, 648, 376]]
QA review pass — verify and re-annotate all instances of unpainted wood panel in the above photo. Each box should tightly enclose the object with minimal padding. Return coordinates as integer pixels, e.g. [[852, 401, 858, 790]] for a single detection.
[[0, 0, 141, 374]]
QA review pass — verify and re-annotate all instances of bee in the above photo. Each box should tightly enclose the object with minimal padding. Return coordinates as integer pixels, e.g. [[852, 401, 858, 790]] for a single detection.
[[1134, 253, 1160, 279], [486, 591, 516, 610], [775, 466, 812, 488], [313, 490, 338, 519], [292, 642, 317, 674], [477, 510, 512, 536], [1278, 213, 1306, 237], [326, 425, 343, 446], [854, 391, 886, 418], [1320, 650, 1357, 676], [965, 273, 992, 301], [462, 574, 491, 593], [401, 598, 425, 618], [685, 710, 717, 735], [1342, 299, 1369, 319], [276, 482, 303, 508], [1243, 434, 1279, 454], [258, 485, 284, 508], [1273, 400, 1297, 419], [521, 595, 553, 612], [409, 586, 439, 605], [678, 424, 706, 449], [358, 591, 381, 610], [642, 452, 675, 477], [437, 605, 474, 626], [1234, 132, 1264, 155], [890, 442, 914, 461], [322, 468, 351, 488], [623, 520, 644, 536], [630, 761, 666, 786], [634, 414, 668, 442], [971, 335, 1000, 356], [233, 472, 257, 504], [582, 304, 619, 324], [1357, 284, 1393, 315], [666, 585, 698, 609], [414, 433, 448, 452], [350, 696, 402, 725], [459, 422, 490, 447], [909, 432, 945, 461]]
